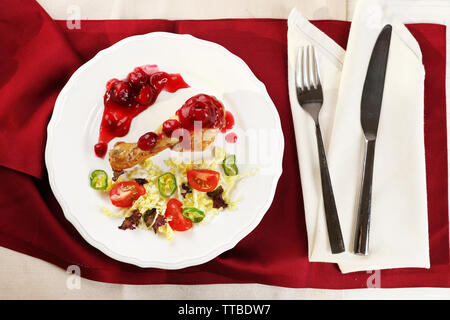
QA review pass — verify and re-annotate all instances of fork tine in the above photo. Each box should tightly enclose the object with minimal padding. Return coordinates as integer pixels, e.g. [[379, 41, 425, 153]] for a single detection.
[[302, 46, 310, 90], [311, 46, 321, 88], [308, 46, 316, 88], [296, 48, 303, 92], [296, 46, 322, 95]]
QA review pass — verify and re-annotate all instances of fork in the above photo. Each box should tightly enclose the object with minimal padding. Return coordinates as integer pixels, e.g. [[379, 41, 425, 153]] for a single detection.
[[296, 45, 345, 254]]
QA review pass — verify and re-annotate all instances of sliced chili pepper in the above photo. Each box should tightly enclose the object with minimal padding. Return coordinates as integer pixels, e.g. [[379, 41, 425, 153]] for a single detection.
[[90, 169, 108, 190], [182, 207, 205, 223], [222, 154, 238, 176], [158, 172, 177, 198]]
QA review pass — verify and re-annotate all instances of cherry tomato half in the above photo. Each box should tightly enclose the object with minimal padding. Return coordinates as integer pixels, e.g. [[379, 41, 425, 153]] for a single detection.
[[187, 169, 220, 192], [164, 198, 192, 231], [109, 181, 146, 208]]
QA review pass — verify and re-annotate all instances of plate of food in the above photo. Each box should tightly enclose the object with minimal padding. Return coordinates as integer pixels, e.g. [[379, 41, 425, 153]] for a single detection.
[[45, 32, 284, 269]]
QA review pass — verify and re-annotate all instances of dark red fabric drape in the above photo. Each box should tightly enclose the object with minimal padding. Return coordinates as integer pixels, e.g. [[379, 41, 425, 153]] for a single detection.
[[0, 0, 448, 288]]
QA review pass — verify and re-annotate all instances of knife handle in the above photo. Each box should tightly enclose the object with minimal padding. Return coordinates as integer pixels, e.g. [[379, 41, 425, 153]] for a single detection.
[[354, 138, 376, 255], [315, 124, 345, 254]]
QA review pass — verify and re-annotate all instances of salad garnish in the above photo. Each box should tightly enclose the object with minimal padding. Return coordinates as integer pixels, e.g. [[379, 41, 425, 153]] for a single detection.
[[134, 178, 148, 185], [187, 169, 220, 192], [181, 183, 192, 198], [222, 154, 238, 176], [206, 186, 228, 209], [157, 172, 177, 198], [118, 210, 141, 230], [143, 208, 167, 233], [109, 181, 145, 208], [90, 170, 108, 190], [165, 198, 192, 232], [182, 207, 205, 223], [91, 147, 256, 240]]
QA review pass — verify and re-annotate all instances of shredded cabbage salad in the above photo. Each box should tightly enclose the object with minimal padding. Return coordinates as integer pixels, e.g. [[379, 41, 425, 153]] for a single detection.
[[99, 147, 256, 240]]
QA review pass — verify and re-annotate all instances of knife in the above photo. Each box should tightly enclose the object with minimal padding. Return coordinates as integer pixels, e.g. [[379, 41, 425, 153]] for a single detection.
[[354, 24, 392, 255]]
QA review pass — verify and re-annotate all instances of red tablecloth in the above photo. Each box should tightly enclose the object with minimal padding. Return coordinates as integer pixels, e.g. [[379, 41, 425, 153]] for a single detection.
[[0, 0, 448, 288]]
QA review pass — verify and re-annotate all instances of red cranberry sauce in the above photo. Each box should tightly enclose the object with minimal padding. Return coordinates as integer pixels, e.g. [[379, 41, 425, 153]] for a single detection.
[[137, 132, 158, 151], [221, 110, 235, 133], [165, 74, 189, 93], [94, 65, 189, 157], [175, 94, 225, 131], [162, 119, 182, 137], [94, 142, 108, 158], [225, 132, 237, 143]]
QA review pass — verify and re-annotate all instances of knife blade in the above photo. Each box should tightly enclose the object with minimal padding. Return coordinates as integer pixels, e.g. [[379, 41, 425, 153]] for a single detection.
[[354, 24, 392, 255]]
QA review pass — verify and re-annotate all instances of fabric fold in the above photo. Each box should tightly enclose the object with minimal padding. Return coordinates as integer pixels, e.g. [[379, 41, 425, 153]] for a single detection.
[[0, 1, 82, 179]]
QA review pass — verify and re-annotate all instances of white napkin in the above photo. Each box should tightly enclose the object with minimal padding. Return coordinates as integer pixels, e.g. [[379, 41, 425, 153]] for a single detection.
[[287, 0, 430, 273]]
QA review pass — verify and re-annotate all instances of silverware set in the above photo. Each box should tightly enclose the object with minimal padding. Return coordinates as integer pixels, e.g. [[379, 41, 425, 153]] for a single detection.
[[295, 25, 393, 255]]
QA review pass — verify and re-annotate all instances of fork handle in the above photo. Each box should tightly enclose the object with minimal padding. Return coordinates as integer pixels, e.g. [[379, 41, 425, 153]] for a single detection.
[[315, 124, 345, 254]]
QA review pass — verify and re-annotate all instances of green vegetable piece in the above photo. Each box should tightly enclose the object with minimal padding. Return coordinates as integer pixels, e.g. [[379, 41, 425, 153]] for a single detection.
[[182, 207, 205, 223], [222, 154, 238, 176], [90, 170, 108, 190], [158, 172, 177, 198]]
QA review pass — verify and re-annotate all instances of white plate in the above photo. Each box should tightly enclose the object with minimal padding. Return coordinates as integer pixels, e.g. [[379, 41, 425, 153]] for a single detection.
[[45, 32, 284, 269]]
